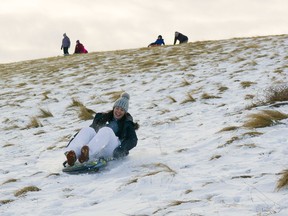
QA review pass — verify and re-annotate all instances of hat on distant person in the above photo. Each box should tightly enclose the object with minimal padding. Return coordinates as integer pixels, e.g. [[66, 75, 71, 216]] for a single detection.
[[113, 92, 130, 112]]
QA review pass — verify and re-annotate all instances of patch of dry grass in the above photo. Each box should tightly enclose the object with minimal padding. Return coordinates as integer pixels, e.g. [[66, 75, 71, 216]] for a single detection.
[[3, 143, 15, 147], [242, 131, 263, 137], [26, 117, 43, 128], [218, 126, 239, 132], [217, 136, 240, 148], [243, 110, 288, 129], [151, 116, 179, 126], [67, 98, 96, 120], [245, 94, 255, 100], [241, 81, 256, 88], [124, 163, 177, 187], [153, 199, 201, 214], [276, 169, 288, 191], [180, 78, 191, 87], [2, 178, 18, 185], [0, 199, 14, 205], [201, 93, 221, 99], [38, 108, 53, 118], [105, 91, 124, 101], [249, 85, 288, 108], [236, 143, 257, 148], [274, 67, 284, 74], [167, 95, 177, 103], [69, 98, 84, 107], [42, 91, 50, 100], [78, 106, 95, 120], [210, 154, 221, 160], [180, 93, 196, 104], [218, 86, 228, 93], [14, 186, 41, 197], [184, 189, 193, 194], [265, 85, 288, 104]]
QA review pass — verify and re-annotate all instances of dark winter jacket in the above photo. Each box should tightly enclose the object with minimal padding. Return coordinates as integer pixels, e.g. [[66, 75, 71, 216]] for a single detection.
[[154, 38, 165, 45], [90, 111, 138, 158], [174, 32, 188, 45], [148, 37, 165, 47], [62, 35, 71, 48]]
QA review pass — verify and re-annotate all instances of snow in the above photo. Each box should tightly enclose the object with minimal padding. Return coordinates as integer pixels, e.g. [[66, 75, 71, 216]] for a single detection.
[[1, 34, 288, 216]]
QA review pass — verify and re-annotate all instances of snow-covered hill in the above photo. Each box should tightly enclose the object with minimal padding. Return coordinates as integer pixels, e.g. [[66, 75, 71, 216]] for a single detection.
[[1, 34, 288, 216]]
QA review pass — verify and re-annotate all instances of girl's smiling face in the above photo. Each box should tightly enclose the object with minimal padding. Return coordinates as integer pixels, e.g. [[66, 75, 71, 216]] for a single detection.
[[113, 106, 125, 120]]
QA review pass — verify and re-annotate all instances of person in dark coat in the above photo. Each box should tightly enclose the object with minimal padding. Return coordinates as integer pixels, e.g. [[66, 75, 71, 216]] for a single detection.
[[64, 92, 138, 166], [74, 40, 88, 54], [174, 31, 188, 45], [61, 33, 71, 55], [148, 35, 165, 47]]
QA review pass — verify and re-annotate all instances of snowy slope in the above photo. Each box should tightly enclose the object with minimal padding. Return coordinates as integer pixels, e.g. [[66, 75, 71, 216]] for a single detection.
[[1, 34, 288, 216]]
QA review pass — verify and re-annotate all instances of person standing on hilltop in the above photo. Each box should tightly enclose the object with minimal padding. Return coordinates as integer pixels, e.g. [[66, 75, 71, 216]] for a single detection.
[[61, 33, 71, 56], [174, 31, 188, 45]]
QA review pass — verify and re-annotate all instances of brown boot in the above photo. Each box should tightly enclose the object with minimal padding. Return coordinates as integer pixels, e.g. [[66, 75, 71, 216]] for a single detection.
[[65, 150, 77, 166], [78, 145, 89, 163]]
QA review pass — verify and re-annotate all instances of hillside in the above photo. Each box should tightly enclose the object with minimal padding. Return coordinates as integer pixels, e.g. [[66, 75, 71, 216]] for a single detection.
[[1, 34, 288, 216]]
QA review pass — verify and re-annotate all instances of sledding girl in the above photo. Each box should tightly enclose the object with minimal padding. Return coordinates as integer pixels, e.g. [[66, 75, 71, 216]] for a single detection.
[[64, 92, 138, 166]]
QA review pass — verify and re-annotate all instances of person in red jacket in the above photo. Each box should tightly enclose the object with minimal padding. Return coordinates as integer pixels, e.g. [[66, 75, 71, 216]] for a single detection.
[[74, 40, 88, 54]]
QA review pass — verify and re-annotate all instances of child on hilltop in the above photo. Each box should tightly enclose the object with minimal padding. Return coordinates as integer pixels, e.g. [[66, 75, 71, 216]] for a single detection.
[[148, 35, 165, 47], [74, 40, 88, 54]]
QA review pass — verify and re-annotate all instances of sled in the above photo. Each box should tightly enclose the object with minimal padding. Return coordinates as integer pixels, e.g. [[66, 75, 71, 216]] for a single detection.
[[62, 158, 108, 174]]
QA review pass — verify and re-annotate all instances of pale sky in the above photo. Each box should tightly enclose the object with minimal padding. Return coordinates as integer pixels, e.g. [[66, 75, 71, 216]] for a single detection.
[[1, 0, 287, 63]]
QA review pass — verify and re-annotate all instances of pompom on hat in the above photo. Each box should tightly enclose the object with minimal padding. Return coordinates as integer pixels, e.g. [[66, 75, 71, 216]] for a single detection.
[[113, 92, 130, 112]]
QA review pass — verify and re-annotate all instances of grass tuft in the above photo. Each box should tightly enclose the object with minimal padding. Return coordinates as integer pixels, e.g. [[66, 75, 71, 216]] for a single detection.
[[210, 154, 221, 160], [2, 179, 18, 185], [180, 78, 191, 87], [249, 85, 288, 108], [181, 93, 196, 104], [218, 136, 240, 148], [201, 93, 221, 99], [218, 126, 239, 132], [78, 106, 95, 120], [38, 108, 53, 118], [218, 86, 228, 93], [26, 117, 43, 128], [14, 186, 41, 197], [243, 110, 288, 128], [105, 91, 124, 101], [167, 95, 177, 103], [276, 169, 288, 191], [0, 199, 14, 205], [69, 98, 84, 108], [241, 81, 256, 88], [265, 85, 288, 103]]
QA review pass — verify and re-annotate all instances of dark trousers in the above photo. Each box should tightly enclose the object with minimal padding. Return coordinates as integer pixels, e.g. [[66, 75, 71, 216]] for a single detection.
[[63, 47, 69, 55]]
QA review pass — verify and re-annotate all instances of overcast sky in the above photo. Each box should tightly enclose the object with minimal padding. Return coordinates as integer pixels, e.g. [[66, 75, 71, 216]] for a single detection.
[[1, 0, 287, 63]]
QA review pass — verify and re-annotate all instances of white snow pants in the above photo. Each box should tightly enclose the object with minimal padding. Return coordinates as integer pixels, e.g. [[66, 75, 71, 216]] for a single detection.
[[66, 127, 120, 160]]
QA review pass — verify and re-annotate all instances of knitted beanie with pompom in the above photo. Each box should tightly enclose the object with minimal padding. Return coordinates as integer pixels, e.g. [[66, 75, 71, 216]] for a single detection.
[[113, 92, 130, 112]]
